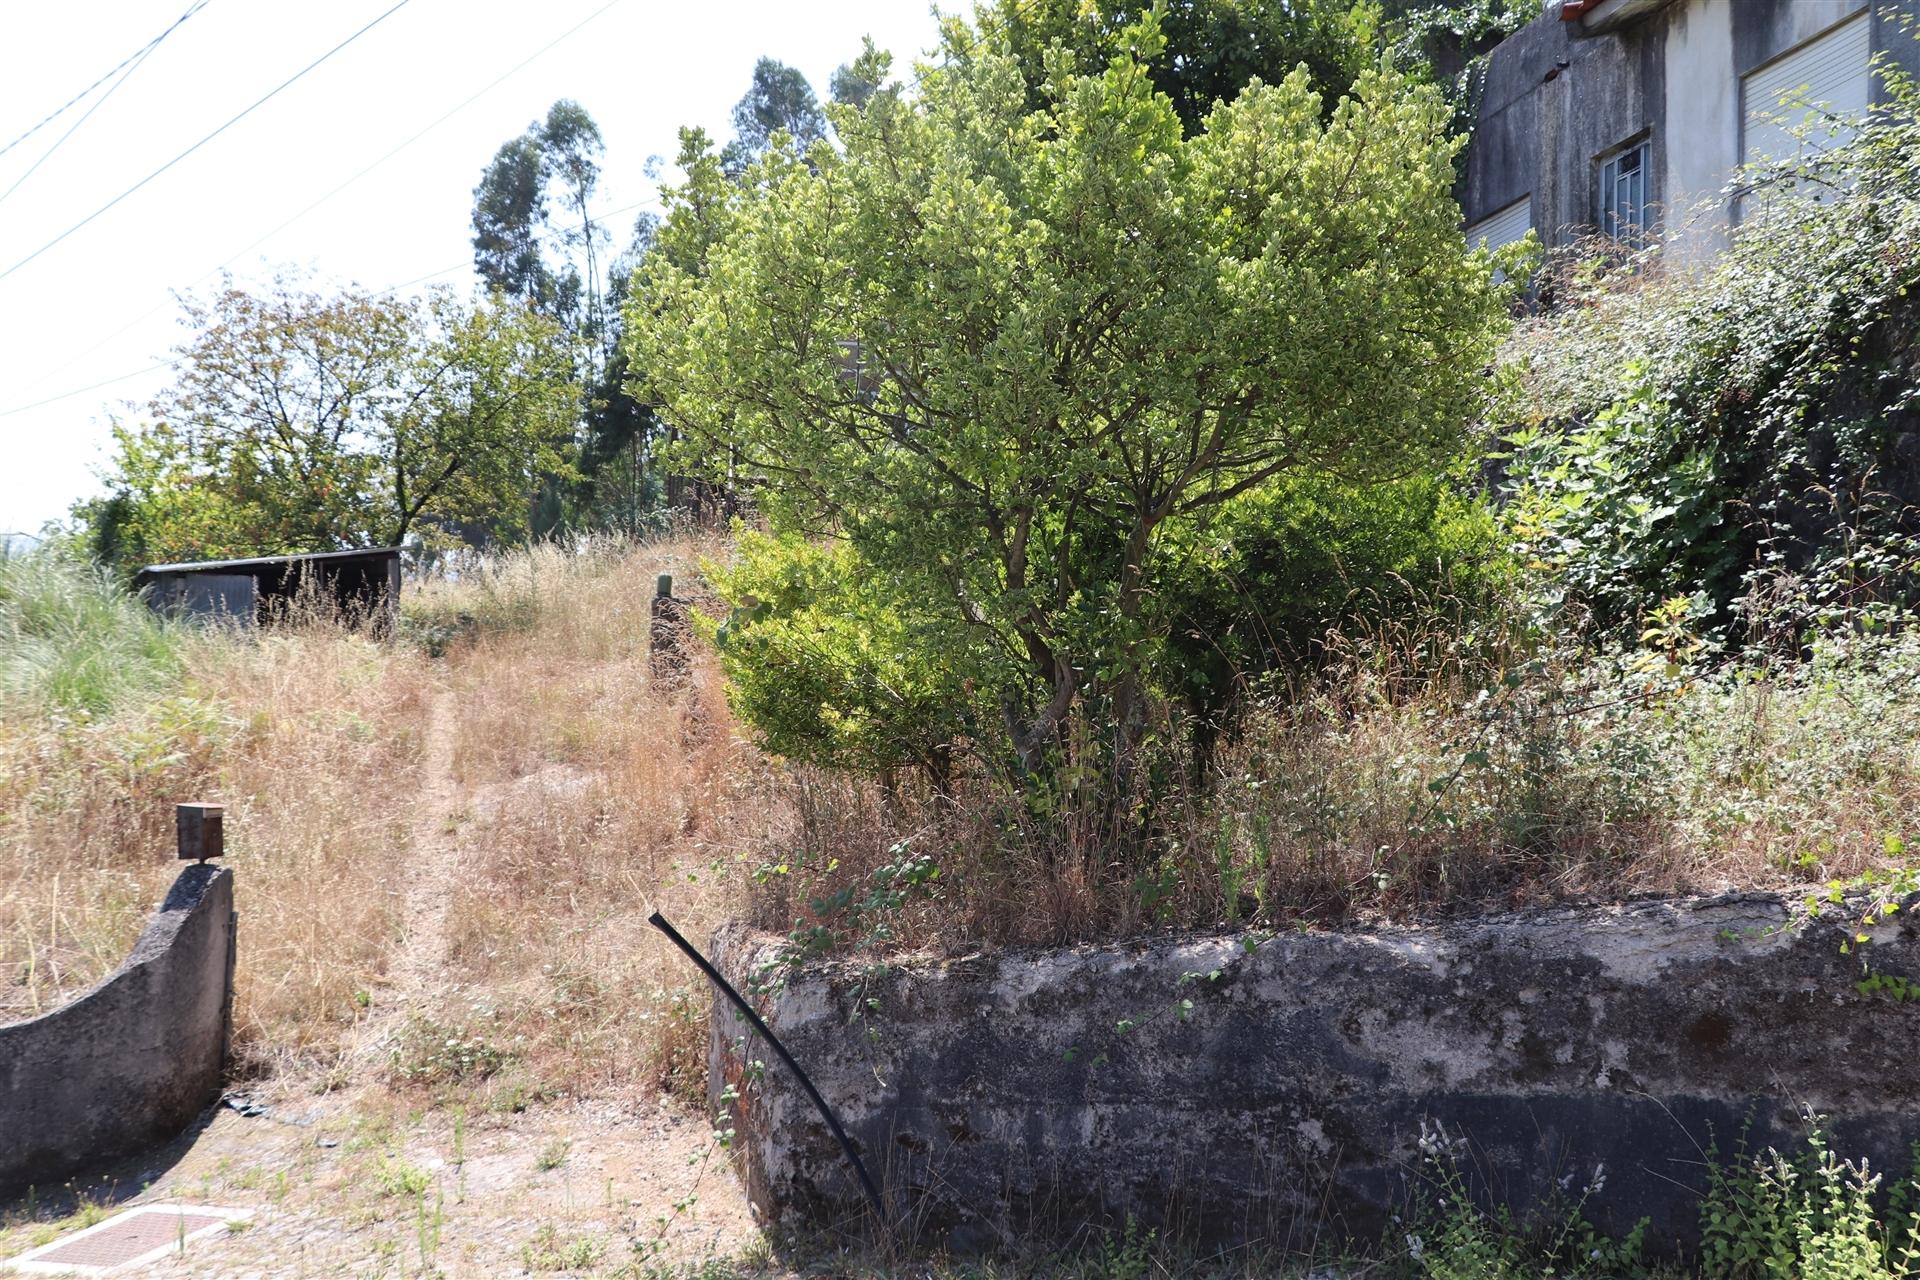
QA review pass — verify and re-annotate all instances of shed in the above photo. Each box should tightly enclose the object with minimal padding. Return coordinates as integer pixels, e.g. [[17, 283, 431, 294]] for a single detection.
[[135, 547, 403, 630]]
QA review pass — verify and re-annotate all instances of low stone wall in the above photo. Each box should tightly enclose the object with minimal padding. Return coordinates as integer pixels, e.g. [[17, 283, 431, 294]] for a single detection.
[[710, 892, 1920, 1252], [0, 865, 235, 1197]]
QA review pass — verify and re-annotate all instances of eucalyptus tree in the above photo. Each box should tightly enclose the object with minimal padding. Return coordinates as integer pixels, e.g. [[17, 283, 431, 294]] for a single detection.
[[470, 99, 606, 339], [721, 57, 826, 172]]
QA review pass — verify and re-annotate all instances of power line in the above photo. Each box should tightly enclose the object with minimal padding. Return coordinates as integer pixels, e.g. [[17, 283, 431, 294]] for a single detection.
[[0, 362, 178, 419], [238, 0, 627, 256], [0, 195, 661, 420], [0, 0, 208, 162], [0, 0, 626, 406], [0, 1, 211, 212], [377, 194, 659, 295], [0, 0, 415, 286]]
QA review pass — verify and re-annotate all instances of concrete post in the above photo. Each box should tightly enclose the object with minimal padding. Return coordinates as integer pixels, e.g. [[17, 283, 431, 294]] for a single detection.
[[650, 573, 691, 686]]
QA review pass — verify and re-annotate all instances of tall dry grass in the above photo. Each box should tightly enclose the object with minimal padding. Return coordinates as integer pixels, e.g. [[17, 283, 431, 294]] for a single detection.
[[2, 537, 781, 1107], [404, 535, 787, 1105], [17, 531, 1912, 1104], [0, 561, 428, 1078], [757, 597, 1920, 951]]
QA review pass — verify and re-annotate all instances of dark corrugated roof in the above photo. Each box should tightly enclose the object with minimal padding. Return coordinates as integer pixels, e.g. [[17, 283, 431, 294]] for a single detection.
[[135, 546, 402, 578]]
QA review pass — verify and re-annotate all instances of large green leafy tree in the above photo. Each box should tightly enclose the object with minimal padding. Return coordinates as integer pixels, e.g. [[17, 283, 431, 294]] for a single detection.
[[628, 13, 1509, 808], [84, 281, 575, 568], [984, 0, 1380, 133]]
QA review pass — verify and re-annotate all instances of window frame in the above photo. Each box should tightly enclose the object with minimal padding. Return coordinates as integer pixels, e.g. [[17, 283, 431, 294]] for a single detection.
[[1596, 135, 1654, 246]]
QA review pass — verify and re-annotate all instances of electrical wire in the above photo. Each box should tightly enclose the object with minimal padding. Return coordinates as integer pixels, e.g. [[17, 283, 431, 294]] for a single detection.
[[0, 0, 627, 406], [0, 1, 210, 212], [0, 0, 208, 162], [0, 362, 177, 418], [0, 195, 661, 420], [0, 0, 414, 285]]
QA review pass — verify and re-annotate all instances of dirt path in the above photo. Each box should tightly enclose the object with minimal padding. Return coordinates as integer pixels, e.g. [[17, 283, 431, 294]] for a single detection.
[[0, 685, 764, 1278], [357, 684, 467, 1070]]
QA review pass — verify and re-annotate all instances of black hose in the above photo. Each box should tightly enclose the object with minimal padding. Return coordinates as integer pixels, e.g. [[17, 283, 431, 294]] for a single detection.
[[647, 911, 889, 1227]]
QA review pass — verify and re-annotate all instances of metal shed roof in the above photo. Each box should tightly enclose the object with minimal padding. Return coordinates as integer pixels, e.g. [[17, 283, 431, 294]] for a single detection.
[[135, 546, 402, 578]]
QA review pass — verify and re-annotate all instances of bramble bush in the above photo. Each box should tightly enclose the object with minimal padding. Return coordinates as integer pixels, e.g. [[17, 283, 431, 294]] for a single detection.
[[1503, 58, 1920, 641]]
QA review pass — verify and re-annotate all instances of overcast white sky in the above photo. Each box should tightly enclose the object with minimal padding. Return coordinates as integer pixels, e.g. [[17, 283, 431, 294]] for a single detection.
[[0, 0, 945, 538]]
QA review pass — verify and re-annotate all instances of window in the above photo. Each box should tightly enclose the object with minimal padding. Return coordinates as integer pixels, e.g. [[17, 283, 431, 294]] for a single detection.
[[1598, 140, 1651, 244], [1465, 196, 1532, 283], [1738, 12, 1870, 221]]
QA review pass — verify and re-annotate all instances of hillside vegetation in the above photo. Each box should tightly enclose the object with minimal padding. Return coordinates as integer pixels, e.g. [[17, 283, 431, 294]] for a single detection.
[[0, 538, 759, 1111]]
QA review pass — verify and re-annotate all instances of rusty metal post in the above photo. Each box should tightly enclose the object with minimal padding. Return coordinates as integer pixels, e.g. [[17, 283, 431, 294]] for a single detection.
[[176, 803, 225, 862]]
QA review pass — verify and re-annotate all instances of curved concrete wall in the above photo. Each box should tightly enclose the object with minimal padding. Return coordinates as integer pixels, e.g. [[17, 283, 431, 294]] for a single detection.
[[0, 865, 234, 1197], [711, 891, 1920, 1252]]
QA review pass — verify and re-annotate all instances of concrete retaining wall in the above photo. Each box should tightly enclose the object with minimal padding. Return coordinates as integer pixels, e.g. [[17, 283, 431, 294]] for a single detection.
[[710, 892, 1920, 1252], [0, 865, 235, 1197]]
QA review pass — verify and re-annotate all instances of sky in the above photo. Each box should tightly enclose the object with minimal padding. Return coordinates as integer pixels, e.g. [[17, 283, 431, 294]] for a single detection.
[[0, 0, 947, 539]]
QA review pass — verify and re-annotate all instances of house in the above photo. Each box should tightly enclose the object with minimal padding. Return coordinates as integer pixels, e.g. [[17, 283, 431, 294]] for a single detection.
[[135, 546, 402, 630], [1459, 0, 1920, 262]]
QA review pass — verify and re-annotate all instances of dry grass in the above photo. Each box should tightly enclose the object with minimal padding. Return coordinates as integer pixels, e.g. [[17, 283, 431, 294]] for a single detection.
[[0, 535, 780, 1106], [401, 535, 785, 1106], [12, 531, 1917, 1101], [759, 599, 1920, 951], [0, 598, 428, 1076]]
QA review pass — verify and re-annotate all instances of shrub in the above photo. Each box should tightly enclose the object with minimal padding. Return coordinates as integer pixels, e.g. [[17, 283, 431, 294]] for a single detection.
[[704, 531, 985, 789], [1502, 61, 1920, 640], [1159, 472, 1512, 739]]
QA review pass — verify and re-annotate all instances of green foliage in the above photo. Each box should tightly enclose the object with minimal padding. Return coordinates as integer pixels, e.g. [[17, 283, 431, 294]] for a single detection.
[[1700, 1122, 1920, 1280], [706, 531, 983, 783], [1161, 472, 1510, 723], [1503, 61, 1920, 640], [629, 8, 1511, 808], [387, 1016, 509, 1086], [472, 99, 606, 327], [1402, 1125, 1647, 1280], [83, 280, 577, 569], [979, 0, 1382, 133], [371, 1155, 433, 1199], [723, 56, 826, 172], [522, 1225, 604, 1273], [0, 547, 180, 715], [751, 839, 943, 987]]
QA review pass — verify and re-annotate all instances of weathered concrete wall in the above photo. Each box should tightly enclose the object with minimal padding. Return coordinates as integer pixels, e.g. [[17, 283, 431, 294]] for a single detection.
[[1461, 6, 1665, 243], [0, 865, 234, 1197], [712, 892, 1920, 1252], [1460, 0, 1917, 256], [1661, 0, 1736, 260]]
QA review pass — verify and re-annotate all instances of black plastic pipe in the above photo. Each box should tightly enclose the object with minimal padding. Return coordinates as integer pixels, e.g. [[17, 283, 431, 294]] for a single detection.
[[647, 911, 888, 1227]]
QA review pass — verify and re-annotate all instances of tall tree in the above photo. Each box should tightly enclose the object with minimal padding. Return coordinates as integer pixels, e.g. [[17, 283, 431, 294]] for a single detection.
[[628, 14, 1512, 803], [537, 100, 607, 351], [829, 37, 888, 109], [86, 280, 575, 568], [722, 57, 826, 172], [980, 0, 1379, 134], [472, 135, 558, 308], [578, 214, 666, 533], [469, 100, 606, 332]]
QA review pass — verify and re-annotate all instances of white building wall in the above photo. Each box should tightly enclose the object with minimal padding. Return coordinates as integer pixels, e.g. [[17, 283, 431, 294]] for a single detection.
[[1661, 0, 1737, 263]]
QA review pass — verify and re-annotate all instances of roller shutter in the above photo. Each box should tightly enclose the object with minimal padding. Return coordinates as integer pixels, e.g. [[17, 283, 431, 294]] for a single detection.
[[1742, 12, 1871, 169], [1466, 196, 1533, 253]]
